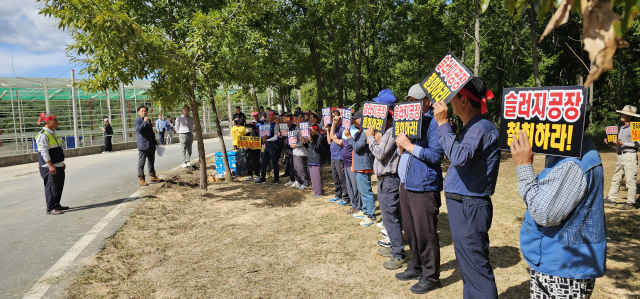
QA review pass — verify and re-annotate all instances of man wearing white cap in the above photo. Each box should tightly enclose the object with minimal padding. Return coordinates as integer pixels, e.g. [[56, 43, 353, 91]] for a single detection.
[[101, 118, 113, 153], [604, 105, 640, 210]]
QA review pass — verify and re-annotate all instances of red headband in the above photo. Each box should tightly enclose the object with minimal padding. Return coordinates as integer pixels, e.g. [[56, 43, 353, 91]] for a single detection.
[[457, 88, 494, 115], [38, 113, 56, 125]]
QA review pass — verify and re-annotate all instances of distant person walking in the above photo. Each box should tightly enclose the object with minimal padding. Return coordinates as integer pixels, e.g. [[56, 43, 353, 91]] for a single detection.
[[165, 116, 175, 145], [134, 106, 163, 186], [101, 118, 113, 153], [175, 106, 194, 168], [156, 114, 166, 145], [36, 113, 69, 215]]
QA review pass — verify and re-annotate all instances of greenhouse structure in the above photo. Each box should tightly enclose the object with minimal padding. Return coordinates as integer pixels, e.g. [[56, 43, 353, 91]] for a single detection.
[[0, 76, 228, 157]]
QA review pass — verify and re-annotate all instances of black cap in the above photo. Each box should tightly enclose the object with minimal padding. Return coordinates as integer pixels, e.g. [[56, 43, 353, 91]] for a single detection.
[[353, 110, 364, 120], [283, 112, 294, 117]]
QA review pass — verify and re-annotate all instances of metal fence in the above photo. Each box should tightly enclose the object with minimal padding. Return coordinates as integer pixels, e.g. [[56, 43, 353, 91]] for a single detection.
[[0, 77, 231, 157]]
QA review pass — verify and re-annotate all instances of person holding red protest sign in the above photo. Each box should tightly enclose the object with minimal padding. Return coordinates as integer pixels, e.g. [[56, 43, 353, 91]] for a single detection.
[[510, 105, 606, 298], [433, 77, 500, 298], [393, 84, 444, 293], [604, 105, 640, 210], [305, 125, 325, 196]]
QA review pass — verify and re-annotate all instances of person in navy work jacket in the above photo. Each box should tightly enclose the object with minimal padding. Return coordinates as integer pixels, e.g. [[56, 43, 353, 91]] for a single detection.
[[432, 77, 500, 299], [510, 105, 606, 298], [134, 105, 163, 186]]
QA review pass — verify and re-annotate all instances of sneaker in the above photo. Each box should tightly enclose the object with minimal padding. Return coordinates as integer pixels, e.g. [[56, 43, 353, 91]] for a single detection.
[[290, 181, 300, 188], [410, 277, 441, 294], [359, 216, 376, 227], [381, 229, 388, 239], [329, 197, 340, 203], [181, 163, 188, 168], [352, 211, 366, 219], [604, 197, 617, 207], [378, 247, 392, 257], [378, 238, 391, 248], [395, 269, 421, 281], [620, 203, 637, 210], [384, 257, 407, 270], [246, 176, 254, 181], [284, 180, 294, 187], [376, 221, 385, 228], [186, 162, 192, 167], [254, 179, 266, 184], [270, 180, 280, 185], [337, 199, 350, 206], [297, 184, 307, 191]]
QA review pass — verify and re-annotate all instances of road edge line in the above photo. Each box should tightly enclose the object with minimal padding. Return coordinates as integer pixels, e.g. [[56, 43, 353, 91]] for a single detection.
[[22, 188, 145, 299]]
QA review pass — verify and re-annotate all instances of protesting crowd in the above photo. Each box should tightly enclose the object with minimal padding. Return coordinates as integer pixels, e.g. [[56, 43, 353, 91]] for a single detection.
[[33, 51, 637, 298]]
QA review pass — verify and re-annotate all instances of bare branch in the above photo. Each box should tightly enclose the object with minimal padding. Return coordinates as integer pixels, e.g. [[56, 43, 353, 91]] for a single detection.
[[564, 42, 590, 72]]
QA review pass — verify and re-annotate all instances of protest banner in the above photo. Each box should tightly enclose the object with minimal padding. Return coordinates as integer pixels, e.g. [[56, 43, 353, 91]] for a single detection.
[[632, 122, 640, 142], [259, 124, 270, 137], [393, 101, 422, 138], [342, 109, 352, 129], [288, 130, 298, 145], [299, 121, 310, 138], [420, 51, 473, 104], [322, 108, 331, 125], [362, 101, 389, 133], [279, 123, 289, 136], [238, 136, 262, 149], [605, 125, 618, 143], [498, 86, 586, 158]]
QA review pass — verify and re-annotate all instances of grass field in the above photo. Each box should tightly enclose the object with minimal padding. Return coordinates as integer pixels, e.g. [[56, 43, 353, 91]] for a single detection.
[[66, 149, 639, 298]]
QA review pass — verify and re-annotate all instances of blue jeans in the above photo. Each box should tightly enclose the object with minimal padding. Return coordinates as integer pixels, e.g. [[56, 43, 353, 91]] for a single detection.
[[355, 172, 375, 218]]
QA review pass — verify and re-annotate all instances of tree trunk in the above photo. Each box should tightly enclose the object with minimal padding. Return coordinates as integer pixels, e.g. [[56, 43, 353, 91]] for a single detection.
[[309, 37, 325, 112], [327, 17, 344, 108], [474, 0, 481, 75], [253, 87, 260, 113], [529, 6, 541, 87], [349, 20, 363, 111], [510, 22, 516, 86], [204, 74, 232, 183], [186, 85, 207, 189], [618, 50, 624, 102]]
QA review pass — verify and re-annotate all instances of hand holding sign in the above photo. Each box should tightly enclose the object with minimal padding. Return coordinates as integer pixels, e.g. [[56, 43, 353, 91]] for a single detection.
[[395, 133, 411, 149], [433, 101, 449, 126], [510, 130, 533, 167]]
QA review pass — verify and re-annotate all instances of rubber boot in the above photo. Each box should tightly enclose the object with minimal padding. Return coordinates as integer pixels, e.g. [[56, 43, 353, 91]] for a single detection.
[[150, 173, 163, 183], [139, 175, 148, 186]]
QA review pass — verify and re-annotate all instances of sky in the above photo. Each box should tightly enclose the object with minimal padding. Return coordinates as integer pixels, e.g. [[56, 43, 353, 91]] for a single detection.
[[0, 0, 86, 79]]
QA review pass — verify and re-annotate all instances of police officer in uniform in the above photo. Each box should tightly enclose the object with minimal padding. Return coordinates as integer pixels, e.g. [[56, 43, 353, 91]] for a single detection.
[[36, 113, 69, 215]]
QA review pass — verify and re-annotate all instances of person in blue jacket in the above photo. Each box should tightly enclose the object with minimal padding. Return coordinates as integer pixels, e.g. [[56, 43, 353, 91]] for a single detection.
[[393, 84, 444, 294], [134, 106, 163, 186], [510, 105, 605, 298], [344, 110, 376, 226]]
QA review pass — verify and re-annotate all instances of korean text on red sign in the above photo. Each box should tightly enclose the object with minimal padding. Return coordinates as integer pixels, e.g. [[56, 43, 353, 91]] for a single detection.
[[362, 102, 389, 133], [288, 130, 298, 145], [238, 136, 262, 149], [498, 86, 586, 158], [259, 124, 270, 138], [322, 108, 331, 125], [605, 125, 618, 143], [299, 122, 310, 138], [420, 51, 473, 104], [342, 109, 352, 129], [393, 101, 422, 139]]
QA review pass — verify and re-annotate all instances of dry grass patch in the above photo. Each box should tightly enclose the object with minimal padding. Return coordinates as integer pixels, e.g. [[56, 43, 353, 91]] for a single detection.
[[68, 152, 639, 298]]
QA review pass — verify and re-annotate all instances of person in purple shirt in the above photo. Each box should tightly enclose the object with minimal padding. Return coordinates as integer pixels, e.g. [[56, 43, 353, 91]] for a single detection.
[[326, 109, 350, 205], [330, 114, 361, 215], [433, 77, 500, 299]]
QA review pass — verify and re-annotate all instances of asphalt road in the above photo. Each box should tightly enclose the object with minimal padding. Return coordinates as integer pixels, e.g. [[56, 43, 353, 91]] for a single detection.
[[0, 137, 232, 299]]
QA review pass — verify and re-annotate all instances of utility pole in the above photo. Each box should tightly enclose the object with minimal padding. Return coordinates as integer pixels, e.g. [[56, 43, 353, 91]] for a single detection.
[[71, 70, 80, 147], [120, 83, 128, 142]]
